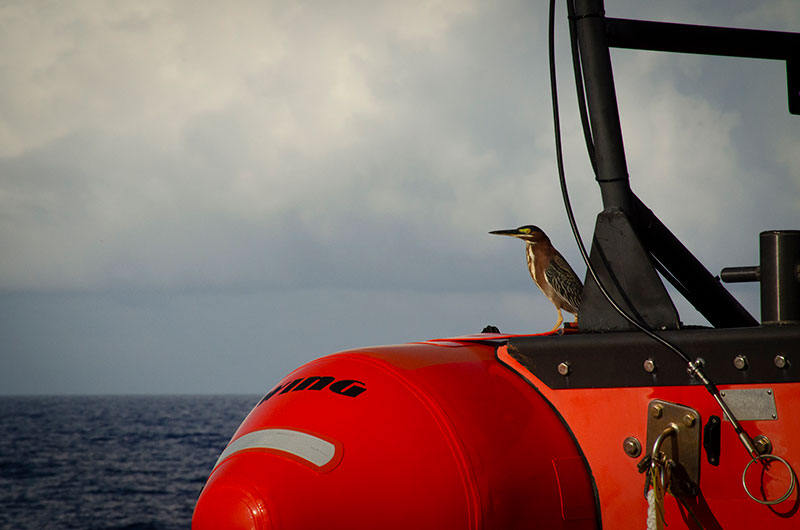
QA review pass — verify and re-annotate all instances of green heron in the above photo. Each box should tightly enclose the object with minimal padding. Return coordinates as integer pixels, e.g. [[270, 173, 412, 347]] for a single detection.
[[490, 225, 583, 332]]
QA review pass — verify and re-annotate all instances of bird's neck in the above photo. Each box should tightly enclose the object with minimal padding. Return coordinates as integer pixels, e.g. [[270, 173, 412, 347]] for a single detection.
[[525, 241, 552, 280], [525, 240, 552, 260], [525, 242, 538, 273]]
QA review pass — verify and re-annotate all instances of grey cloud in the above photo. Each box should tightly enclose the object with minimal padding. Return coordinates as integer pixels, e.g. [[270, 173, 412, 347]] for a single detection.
[[1, 1, 796, 394]]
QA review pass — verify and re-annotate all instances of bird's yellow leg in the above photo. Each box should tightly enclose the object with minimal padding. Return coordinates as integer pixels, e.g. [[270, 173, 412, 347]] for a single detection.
[[549, 309, 564, 333]]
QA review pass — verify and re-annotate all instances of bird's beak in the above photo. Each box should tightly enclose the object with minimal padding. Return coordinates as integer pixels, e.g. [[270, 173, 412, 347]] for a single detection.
[[489, 229, 520, 237]]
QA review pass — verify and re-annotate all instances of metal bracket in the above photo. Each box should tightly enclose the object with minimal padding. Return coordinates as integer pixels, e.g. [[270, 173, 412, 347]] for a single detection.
[[646, 400, 702, 496]]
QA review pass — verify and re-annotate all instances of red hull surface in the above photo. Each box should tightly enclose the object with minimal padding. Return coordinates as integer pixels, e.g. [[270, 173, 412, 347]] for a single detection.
[[193, 335, 598, 529], [193, 332, 799, 529], [497, 341, 800, 528]]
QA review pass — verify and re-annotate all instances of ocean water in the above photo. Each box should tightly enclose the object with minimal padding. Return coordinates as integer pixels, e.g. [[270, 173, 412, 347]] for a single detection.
[[0, 395, 259, 530]]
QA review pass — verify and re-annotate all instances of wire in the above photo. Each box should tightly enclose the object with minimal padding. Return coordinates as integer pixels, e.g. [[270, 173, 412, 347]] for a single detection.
[[548, 0, 760, 463], [566, 0, 597, 175], [548, 0, 692, 366]]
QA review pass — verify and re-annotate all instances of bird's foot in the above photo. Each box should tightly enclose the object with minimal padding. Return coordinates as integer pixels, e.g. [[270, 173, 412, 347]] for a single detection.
[[548, 310, 564, 333]]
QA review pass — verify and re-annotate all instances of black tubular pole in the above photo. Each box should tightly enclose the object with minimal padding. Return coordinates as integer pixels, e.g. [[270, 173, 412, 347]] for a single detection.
[[572, 0, 633, 214], [760, 230, 800, 325], [605, 18, 800, 116], [569, 0, 779, 328], [720, 266, 760, 283], [605, 18, 800, 61]]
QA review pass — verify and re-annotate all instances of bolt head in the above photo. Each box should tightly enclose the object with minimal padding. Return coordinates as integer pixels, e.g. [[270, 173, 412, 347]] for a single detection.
[[557, 362, 571, 376], [623, 437, 642, 458], [650, 404, 663, 418], [682, 414, 696, 427], [643, 359, 656, 373], [754, 435, 772, 455], [775, 355, 788, 369], [733, 355, 748, 370]]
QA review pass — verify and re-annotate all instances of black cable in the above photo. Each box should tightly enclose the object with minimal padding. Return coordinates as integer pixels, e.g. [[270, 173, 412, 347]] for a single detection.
[[566, 0, 597, 175], [548, 0, 759, 459], [548, 0, 693, 366], [565, 0, 696, 320]]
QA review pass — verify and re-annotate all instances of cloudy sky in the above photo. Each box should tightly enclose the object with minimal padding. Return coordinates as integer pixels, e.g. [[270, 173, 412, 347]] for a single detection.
[[2, 0, 798, 395]]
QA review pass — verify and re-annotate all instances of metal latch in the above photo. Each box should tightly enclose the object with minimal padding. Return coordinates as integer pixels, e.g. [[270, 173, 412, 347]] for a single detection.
[[646, 399, 702, 496]]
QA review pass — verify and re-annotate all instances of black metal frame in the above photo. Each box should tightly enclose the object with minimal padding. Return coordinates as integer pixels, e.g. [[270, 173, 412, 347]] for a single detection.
[[570, 0, 798, 332], [606, 17, 799, 117], [505, 1, 800, 386], [505, 326, 800, 389]]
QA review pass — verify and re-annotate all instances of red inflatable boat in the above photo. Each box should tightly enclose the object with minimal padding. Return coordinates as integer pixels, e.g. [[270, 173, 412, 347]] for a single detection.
[[193, 1, 800, 527]]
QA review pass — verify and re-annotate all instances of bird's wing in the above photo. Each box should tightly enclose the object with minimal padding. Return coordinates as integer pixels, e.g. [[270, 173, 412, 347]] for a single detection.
[[545, 253, 583, 313]]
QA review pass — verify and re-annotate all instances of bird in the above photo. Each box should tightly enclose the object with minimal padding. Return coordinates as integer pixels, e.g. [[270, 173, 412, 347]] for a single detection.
[[490, 225, 583, 333]]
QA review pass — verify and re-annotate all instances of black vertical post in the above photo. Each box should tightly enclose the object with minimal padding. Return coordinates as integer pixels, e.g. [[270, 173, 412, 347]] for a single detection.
[[572, 0, 633, 214], [572, 0, 760, 329], [572, 0, 680, 331], [789, 57, 800, 115], [760, 231, 800, 325]]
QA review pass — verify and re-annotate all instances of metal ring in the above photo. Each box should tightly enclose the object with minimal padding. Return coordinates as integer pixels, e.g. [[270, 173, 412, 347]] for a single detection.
[[742, 454, 796, 505]]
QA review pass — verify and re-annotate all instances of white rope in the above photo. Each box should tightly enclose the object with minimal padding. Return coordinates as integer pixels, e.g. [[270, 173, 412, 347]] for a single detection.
[[646, 489, 658, 530]]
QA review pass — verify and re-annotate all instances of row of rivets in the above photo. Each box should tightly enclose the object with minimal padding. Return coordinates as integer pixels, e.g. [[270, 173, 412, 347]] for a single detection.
[[633, 355, 792, 375], [733, 354, 790, 370], [622, 432, 773, 458], [557, 355, 791, 377]]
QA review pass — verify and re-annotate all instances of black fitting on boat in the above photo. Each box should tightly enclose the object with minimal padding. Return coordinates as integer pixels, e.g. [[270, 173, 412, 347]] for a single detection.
[[721, 230, 800, 325], [720, 266, 760, 283], [760, 230, 800, 325]]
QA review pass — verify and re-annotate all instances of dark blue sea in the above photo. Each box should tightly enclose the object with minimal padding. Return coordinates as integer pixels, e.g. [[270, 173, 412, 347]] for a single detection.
[[0, 395, 259, 530]]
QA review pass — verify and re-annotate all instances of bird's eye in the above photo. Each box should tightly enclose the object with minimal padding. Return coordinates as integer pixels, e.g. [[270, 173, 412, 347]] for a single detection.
[[519, 227, 531, 234]]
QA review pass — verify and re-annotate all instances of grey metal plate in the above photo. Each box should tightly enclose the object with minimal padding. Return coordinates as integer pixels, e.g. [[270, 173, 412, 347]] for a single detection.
[[720, 388, 778, 421]]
